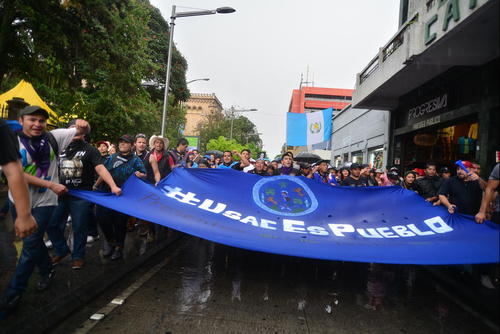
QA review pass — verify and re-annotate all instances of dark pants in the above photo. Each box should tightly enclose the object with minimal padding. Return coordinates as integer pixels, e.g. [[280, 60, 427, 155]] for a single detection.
[[3, 206, 55, 297], [87, 204, 99, 237], [47, 194, 92, 260], [96, 205, 128, 247], [0, 200, 10, 215]]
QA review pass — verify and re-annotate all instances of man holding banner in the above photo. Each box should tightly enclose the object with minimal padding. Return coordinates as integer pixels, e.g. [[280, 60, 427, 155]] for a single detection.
[[438, 161, 484, 215]]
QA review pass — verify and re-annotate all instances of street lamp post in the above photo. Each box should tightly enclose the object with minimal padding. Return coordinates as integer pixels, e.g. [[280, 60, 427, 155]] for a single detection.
[[160, 6, 235, 136], [227, 106, 258, 140], [186, 78, 210, 85]]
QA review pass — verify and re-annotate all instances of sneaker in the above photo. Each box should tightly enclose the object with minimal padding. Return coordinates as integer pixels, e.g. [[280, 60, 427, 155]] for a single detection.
[[36, 270, 56, 291], [45, 239, 53, 249], [87, 235, 99, 243], [0, 294, 21, 312], [481, 275, 496, 289], [51, 252, 70, 265], [110, 247, 123, 261], [102, 243, 114, 257], [71, 259, 85, 270]]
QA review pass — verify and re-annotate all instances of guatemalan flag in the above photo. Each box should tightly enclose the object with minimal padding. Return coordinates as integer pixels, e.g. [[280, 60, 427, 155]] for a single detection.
[[286, 107, 333, 146]]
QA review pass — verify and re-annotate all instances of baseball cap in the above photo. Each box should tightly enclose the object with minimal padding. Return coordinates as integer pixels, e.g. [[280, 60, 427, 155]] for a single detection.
[[350, 163, 361, 170], [299, 162, 311, 169], [118, 134, 134, 143], [96, 140, 109, 147], [18, 105, 49, 119], [461, 161, 473, 169], [388, 171, 400, 180], [440, 166, 450, 173], [413, 168, 425, 176]]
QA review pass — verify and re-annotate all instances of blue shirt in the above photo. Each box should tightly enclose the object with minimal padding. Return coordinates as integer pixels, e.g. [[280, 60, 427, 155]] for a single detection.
[[103, 153, 146, 188], [313, 172, 338, 186]]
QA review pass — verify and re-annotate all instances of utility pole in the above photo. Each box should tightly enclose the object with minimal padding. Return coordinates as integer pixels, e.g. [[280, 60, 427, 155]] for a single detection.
[[226, 106, 257, 141]]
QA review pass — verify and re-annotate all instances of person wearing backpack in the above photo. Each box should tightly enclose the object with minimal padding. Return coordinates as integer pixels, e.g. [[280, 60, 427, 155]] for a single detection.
[[0, 106, 89, 312], [95, 135, 146, 260], [47, 120, 122, 270]]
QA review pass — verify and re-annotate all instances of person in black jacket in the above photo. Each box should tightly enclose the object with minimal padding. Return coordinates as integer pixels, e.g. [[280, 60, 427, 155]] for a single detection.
[[438, 162, 484, 215], [414, 162, 442, 205]]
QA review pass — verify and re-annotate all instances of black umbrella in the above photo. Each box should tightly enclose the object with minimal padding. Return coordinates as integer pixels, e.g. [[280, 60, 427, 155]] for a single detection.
[[294, 152, 322, 164], [205, 150, 223, 157]]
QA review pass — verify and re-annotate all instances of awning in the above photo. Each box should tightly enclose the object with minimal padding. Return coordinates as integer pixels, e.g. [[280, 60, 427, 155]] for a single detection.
[[0, 80, 58, 123]]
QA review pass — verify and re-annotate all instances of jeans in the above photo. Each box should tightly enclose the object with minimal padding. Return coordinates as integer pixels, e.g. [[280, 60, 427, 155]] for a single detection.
[[47, 194, 92, 260], [0, 199, 10, 215], [3, 206, 55, 297], [87, 204, 99, 237], [96, 205, 128, 247]]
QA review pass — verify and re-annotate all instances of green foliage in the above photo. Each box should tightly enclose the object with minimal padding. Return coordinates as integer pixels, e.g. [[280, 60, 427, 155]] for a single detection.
[[198, 112, 263, 155], [0, 0, 189, 142], [206, 136, 243, 154]]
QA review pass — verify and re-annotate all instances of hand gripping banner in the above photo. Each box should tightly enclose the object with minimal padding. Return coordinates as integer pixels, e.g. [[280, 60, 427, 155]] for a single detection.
[[70, 168, 499, 264]]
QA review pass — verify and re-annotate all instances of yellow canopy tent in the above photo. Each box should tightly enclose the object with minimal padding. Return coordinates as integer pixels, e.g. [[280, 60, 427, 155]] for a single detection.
[[0, 80, 59, 124]]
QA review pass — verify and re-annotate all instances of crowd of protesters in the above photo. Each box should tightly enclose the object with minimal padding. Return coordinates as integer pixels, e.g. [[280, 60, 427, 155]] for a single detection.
[[0, 105, 498, 312]]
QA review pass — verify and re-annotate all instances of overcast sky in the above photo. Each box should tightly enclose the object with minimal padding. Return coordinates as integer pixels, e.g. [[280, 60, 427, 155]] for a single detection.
[[150, 0, 400, 157]]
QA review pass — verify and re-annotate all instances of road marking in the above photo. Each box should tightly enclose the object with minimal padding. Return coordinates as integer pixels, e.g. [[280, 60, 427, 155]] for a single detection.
[[72, 244, 184, 334]]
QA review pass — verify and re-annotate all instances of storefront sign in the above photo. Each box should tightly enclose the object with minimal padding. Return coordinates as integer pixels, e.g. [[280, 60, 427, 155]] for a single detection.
[[412, 115, 441, 130], [408, 94, 447, 122], [424, 0, 482, 45]]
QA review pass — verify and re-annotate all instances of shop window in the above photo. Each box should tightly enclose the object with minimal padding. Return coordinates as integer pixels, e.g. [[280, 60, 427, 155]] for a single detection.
[[334, 156, 342, 167], [401, 120, 478, 170], [352, 151, 363, 164]]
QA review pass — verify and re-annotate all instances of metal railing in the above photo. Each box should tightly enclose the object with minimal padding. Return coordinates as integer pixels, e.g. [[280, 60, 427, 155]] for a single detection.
[[359, 13, 419, 85]]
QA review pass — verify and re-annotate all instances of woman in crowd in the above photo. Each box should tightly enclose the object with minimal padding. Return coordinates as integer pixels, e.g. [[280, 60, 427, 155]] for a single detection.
[[339, 168, 350, 183], [403, 171, 418, 192], [374, 169, 384, 186], [95, 135, 146, 260], [108, 144, 117, 155]]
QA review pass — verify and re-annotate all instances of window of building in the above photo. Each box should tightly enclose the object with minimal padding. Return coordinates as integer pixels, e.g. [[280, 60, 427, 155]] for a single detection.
[[352, 151, 363, 164], [304, 94, 352, 101]]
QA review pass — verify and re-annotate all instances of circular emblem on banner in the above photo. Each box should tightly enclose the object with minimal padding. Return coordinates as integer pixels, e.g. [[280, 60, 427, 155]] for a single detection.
[[309, 122, 322, 134], [252, 176, 318, 216]]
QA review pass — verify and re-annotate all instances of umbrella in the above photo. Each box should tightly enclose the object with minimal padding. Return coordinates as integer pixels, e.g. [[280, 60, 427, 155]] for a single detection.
[[294, 152, 323, 164], [205, 150, 223, 157]]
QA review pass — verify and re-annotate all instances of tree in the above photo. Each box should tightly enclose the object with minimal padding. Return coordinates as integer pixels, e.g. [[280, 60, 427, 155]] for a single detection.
[[0, 0, 189, 143], [206, 136, 243, 154], [197, 112, 263, 154]]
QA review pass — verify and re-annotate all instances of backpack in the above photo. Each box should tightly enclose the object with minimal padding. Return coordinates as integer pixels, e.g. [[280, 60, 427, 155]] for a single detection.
[[46, 132, 59, 155]]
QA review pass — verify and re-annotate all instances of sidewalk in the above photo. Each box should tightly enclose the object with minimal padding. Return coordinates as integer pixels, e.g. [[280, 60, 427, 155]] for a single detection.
[[0, 189, 182, 333]]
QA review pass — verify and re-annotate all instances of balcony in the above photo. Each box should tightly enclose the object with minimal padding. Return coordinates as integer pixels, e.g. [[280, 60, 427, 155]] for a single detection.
[[353, 0, 498, 110]]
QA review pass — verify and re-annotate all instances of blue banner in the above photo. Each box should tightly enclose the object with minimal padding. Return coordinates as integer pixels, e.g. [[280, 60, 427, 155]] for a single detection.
[[70, 168, 499, 264]]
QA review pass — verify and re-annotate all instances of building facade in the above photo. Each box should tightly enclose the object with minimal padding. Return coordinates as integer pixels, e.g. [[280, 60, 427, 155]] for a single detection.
[[352, 0, 499, 175], [289, 86, 353, 114], [330, 106, 390, 168], [182, 93, 223, 136], [287, 86, 354, 156]]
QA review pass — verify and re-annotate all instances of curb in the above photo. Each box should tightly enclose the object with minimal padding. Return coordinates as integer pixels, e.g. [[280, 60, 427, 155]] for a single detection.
[[4, 234, 184, 334]]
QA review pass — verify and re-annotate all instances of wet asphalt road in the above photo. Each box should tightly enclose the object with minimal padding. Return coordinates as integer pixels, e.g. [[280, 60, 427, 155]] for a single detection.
[[52, 236, 497, 334]]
